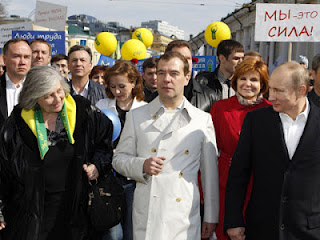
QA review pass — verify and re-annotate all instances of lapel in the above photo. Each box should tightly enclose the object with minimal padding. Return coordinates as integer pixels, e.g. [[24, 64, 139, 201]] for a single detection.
[[0, 74, 8, 119], [68, 80, 74, 95], [149, 96, 192, 134], [268, 107, 290, 162], [87, 80, 93, 102], [291, 100, 320, 161]]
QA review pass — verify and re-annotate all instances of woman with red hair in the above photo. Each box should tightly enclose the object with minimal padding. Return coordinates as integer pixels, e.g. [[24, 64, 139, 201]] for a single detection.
[[210, 58, 271, 240], [96, 60, 146, 240]]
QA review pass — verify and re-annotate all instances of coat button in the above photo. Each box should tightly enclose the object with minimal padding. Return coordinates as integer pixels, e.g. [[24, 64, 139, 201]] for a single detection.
[[179, 172, 183, 178], [184, 150, 189, 155], [151, 148, 157, 153], [280, 224, 285, 230], [152, 115, 157, 120], [176, 197, 182, 202]]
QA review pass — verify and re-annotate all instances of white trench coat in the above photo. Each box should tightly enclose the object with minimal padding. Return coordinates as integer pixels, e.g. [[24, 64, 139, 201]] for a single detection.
[[112, 97, 219, 240]]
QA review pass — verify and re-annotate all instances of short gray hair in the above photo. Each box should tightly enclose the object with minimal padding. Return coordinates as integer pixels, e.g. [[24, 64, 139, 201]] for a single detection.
[[68, 45, 92, 62], [19, 66, 70, 110], [277, 61, 309, 95]]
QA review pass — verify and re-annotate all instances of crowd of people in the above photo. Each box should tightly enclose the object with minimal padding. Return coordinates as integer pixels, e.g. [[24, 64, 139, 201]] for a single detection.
[[0, 36, 319, 240]]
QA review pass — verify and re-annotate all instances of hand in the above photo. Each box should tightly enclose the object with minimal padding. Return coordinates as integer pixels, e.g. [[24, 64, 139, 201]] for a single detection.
[[83, 164, 99, 180], [201, 222, 216, 239], [143, 157, 166, 175], [227, 227, 246, 240], [0, 221, 5, 230]]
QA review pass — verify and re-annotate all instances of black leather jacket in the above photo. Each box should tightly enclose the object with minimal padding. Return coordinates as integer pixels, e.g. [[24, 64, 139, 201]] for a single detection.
[[0, 96, 113, 240], [184, 78, 217, 113], [195, 68, 223, 104]]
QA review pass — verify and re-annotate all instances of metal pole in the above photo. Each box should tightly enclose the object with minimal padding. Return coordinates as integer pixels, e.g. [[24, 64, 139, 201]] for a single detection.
[[288, 42, 292, 62]]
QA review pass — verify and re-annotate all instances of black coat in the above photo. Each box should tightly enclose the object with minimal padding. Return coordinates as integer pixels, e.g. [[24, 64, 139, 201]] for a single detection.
[[0, 74, 8, 128], [0, 96, 113, 240], [224, 102, 320, 240], [143, 86, 158, 103]]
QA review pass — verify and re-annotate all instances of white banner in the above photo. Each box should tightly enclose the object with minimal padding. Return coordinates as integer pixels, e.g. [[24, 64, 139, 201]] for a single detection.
[[34, 0, 67, 31], [255, 3, 320, 42], [0, 21, 33, 48]]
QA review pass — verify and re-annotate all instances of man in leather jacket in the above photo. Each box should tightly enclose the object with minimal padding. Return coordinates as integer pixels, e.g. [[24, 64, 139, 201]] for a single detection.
[[165, 40, 215, 113], [196, 39, 244, 102]]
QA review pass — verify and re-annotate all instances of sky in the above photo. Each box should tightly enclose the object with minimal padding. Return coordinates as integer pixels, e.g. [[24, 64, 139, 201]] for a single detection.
[[3, 0, 250, 39]]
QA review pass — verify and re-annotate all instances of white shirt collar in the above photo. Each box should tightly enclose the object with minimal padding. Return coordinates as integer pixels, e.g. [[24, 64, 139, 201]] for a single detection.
[[159, 98, 185, 110], [279, 97, 310, 159], [5, 72, 25, 89], [72, 80, 90, 97], [279, 97, 310, 122]]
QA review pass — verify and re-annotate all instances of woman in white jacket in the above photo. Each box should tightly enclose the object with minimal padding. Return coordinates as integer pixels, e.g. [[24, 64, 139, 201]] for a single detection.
[[96, 60, 146, 240]]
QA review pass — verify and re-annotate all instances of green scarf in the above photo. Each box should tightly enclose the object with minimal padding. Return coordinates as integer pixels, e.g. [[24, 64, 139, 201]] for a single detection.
[[22, 94, 76, 160]]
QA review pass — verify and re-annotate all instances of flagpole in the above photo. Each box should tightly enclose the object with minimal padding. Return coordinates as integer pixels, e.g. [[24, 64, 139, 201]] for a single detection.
[[288, 42, 292, 62]]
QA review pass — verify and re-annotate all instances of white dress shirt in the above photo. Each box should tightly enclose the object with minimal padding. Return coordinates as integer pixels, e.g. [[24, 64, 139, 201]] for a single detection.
[[279, 97, 310, 159], [6, 73, 25, 116], [217, 70, 235, 99], [72, 80, 89, 98]]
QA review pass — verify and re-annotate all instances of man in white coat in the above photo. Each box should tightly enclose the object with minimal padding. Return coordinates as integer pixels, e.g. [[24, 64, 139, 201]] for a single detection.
[[112, 51, 219, 240]]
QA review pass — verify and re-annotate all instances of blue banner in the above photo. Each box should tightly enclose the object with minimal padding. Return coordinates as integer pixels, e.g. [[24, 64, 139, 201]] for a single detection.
[[192, 56, 217, 72], [96, 55, 217, 74], [12, 30, 65, 55], [97, 55, 116, 66], [136, 59, 145, 74]]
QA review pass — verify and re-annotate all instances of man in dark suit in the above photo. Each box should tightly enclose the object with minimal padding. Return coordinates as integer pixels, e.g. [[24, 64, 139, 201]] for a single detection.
[[68, 45, 106, 105], [0, 38, 32, 127], [224, 61, 320, 240]]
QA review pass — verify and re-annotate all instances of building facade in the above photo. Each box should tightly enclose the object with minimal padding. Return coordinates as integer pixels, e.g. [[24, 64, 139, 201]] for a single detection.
[[141, 20, 184, 40]]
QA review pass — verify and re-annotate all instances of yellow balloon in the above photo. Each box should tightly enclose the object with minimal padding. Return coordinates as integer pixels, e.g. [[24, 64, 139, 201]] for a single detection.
[[205, 22, 231, 48], [132, 28, 153, 48], [95, 32, 117, 56], [121, 39, 147, 60]]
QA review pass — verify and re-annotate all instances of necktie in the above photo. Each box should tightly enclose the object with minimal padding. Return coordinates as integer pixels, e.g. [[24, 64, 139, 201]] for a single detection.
[[225, 80, 231, 98]]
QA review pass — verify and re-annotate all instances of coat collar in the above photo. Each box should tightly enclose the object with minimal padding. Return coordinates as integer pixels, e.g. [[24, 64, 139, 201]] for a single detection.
[[105, 97, 146, 113], [191, 78, 203, 93], [148, 96, 195, 133]]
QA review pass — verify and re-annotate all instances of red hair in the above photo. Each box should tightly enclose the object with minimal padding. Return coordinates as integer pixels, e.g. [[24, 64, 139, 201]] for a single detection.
[[104, 60, 145, 101], [231, 58, 269, 95]]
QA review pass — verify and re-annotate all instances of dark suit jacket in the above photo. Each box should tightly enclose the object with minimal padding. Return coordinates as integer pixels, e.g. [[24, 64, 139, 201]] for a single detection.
[[0, 74, 8, 128], [224, 101, 320, 240], [69, 79, 106, 106]]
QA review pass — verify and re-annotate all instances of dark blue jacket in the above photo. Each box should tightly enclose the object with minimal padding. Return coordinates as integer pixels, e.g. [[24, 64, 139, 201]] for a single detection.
[[69, 79, 106, 105]]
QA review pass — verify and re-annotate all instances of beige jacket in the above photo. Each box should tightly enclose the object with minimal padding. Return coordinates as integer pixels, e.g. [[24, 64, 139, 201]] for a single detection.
[[112, 97, 219, 240]]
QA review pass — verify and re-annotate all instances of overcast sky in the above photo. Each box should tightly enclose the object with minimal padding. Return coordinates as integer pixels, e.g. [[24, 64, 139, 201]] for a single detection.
[[3, 0, 250, 39]]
